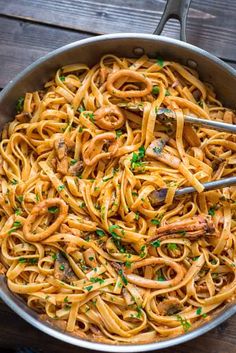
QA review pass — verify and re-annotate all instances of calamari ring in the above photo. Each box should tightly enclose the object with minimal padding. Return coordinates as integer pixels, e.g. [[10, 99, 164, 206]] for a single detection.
[[107, 69, 153, 98], [94, 106, 125, 130], [82, 132, 118, 166], [125, 257, 184, 289], [23, 198, 68, 242]]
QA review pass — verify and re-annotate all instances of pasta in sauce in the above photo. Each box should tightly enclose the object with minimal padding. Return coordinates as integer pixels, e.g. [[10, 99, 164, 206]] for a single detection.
[[0, 55, 236, 344]]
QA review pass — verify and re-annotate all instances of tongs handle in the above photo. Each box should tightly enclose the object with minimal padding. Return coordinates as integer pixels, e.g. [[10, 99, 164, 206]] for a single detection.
[[153, 0, 192, 42], [164, 113, 236, 134], [152, 176, 236, 205]]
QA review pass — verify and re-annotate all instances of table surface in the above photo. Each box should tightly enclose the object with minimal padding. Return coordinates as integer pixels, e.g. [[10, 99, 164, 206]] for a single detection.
[[0, 1, 236, 352]]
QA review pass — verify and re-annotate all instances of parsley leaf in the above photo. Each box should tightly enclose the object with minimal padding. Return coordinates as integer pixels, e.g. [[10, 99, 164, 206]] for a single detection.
[[96, 229, 105, 237], [57, 185, 65, 192], [60, 76, 65, 82], [208, 206, 216, 216], [116, 130, 123, 138], [152, 86, 160, 95], [16, 97, 24, 113], [151, 240, 161, 248], [156, 57, 164, 68], [118, 269, 128, 285], [167, 243, 177, 251], [151, 219, 160, 225], [48, 206, 59, 214], [176, 315, 191, 332]]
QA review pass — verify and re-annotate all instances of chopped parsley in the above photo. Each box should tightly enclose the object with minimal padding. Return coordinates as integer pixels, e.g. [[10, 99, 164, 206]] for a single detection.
[[64, 296, 69, 303], [59, 264, 65, 271], [116, 130, 123, 138], [135, 212, 140, 220], [96, 229, 105, 237], [89, 256, 94, 261], [124, 261, 131, 268], [196, 307, 202, 315], [78, 126, 83, 132], [85, 112, 95, 122], [57, 185, 65, 192], [60, 76, 65, 82], [85, 285, 93, 292], [131, 146, 145, 170], [132, 191, 138, 197], [14, 208, 22, 216], [90, 277, 104, 284], [140, 245, 146, 258], [118, 269, 128, 285], [8, 221, 22, 234], [16, 195, 23, 203], [177, 230, 186, 236], [18, 257, 26, 263], [11, 179, 18, 185], [192, 256, 199, 261], [151, 240, 161, 248], [136, 306, 142, 318], [152, 86, 160, 95], [167, 243, 177, 251], [16, 97, 24, 113], [35, 194, 40, 202], [103, 176, 113, 182], [78, 106, 85, 113], [70, 159, 77, 166], [165, 90, 171, 96], [52, 253, 58, 261], [48, 206, 59, 214], [176, 314, 191, 332], [208, 206, 216, 216], [151, 219, 160, 225], [156, 57, 164, 68]]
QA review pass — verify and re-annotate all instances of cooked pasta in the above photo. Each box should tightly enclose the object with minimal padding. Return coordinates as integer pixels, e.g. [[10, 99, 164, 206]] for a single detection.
[[0, 54, 236, 344]]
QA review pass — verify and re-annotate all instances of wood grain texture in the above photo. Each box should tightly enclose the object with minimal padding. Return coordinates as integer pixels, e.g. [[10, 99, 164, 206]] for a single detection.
[[0, 15, 235, 89], [0, 301, 236, 353], [0, 0, 236, 60], [0, 16, 91, 87]]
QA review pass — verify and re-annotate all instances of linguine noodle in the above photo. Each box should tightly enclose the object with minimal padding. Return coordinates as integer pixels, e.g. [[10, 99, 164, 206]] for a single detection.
[[0, 54, 236, 344]]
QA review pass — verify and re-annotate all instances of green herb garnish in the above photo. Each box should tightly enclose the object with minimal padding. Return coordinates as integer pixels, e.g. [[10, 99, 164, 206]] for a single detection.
[[118, 269, 128, 285], [59, 264, 65, 271], [151, 219, 160, 225], [156, 57, 164, 68], [90, 277, 104, 284], [48, 206, 59, 214], [70, 159, 77, 166], [196, 307, 202, 315], [167, 243, 177, 251], [151, 240, 161, 248], [60, 76, 65, 82], [152, 86, 160, 95], [116, 130, 123, 138], [96, 229, 105, 237], [57, 185, 65, 192], [176, 314, 191, 332], [85, 285, 93, 292], [208, 206, 216, 216], [16, 97, 24, 113]]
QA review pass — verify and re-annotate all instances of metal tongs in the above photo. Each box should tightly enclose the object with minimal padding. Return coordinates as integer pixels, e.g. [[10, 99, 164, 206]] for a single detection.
[[118, 103, 236, 133], [119, 103, 236, 203]]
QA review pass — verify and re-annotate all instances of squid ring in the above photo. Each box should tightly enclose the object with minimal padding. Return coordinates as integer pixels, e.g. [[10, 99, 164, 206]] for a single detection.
[[125, 257, 184, 289], [107, 69, 153, 98], [94, 106, 125, 130], [82, 132, 118, 166], [23, 198, 68, 242]]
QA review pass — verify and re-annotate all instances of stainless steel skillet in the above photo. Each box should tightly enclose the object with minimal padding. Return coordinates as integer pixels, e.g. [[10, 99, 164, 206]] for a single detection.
[[0, 0, 236, 352]]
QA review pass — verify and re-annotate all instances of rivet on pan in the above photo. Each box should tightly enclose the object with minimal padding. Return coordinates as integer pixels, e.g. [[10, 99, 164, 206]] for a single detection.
[[187, 59, 198, 69], [133, 47, 145, 56]]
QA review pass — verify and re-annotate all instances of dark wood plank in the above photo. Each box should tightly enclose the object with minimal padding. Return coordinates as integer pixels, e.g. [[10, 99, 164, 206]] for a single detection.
[[0, 0, 236, 61], [0, 301, 236, 353], [0, 16, 91, 87], [0, 15, 235, 89]]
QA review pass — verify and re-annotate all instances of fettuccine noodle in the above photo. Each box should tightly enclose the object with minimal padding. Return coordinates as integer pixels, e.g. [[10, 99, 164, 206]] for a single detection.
[[0, 55, 236, 344]]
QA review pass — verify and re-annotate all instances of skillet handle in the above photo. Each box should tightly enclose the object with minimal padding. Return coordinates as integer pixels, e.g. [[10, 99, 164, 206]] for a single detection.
[[153, 0, 192, 42]]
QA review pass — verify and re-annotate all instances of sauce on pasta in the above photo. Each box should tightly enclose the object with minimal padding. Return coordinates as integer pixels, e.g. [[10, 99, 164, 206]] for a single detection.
[[0, 55, 236, 344]]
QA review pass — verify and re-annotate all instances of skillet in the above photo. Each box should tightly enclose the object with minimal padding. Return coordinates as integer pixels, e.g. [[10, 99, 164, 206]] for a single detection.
[[0, 0, 236, 351]]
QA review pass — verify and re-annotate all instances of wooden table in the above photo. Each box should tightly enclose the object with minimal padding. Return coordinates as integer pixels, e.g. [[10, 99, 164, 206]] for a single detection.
[[0, 1, 236, 352]]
